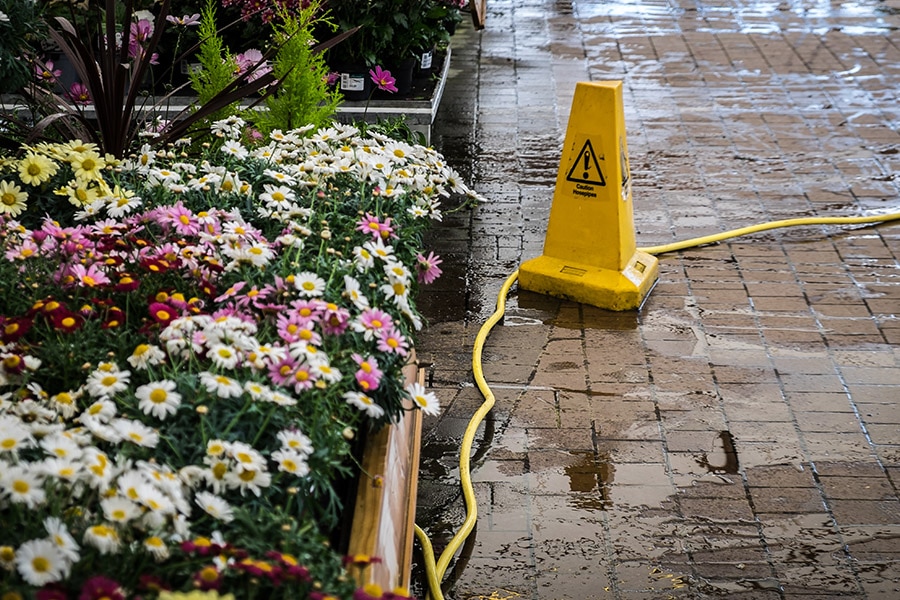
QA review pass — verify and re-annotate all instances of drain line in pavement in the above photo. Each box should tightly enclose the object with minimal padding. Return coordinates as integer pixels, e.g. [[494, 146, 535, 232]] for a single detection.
[[414, 211, 900, 600]]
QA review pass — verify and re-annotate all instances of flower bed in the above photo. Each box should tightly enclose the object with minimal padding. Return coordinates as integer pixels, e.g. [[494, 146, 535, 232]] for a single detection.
[[0, 118, 481, 599]]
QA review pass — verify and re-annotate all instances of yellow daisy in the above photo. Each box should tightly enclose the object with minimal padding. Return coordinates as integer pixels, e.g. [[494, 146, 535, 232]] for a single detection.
[[68, 150, 106, 182], [18, 153, 58, 186], [0, 180, 28, 217]]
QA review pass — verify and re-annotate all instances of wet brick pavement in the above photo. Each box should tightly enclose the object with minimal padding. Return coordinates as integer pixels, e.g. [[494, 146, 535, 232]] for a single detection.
[[413, 1, 900, 598]]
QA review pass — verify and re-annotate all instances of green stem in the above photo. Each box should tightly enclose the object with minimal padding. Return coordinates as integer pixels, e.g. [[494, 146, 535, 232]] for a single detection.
[[250, 404, 276, 446], [221, 397, 253, 436]]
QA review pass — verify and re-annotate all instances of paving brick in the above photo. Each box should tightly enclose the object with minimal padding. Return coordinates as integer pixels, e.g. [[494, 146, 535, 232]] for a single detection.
[[412, 1, 900, 598]]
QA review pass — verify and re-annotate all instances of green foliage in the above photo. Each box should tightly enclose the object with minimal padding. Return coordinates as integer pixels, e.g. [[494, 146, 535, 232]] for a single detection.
[[252, 2, 342, 134], [0, 0, 46, 94], [188, 0, 241, 126]]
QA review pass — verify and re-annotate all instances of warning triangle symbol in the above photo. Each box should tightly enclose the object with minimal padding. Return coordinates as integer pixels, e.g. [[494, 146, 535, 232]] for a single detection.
[[566, 139, 606, 186]]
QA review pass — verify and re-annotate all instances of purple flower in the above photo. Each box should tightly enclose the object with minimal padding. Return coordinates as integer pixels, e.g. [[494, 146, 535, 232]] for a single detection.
[[235, 49, 272, 83], [166, 13, 201, 26], [369, 66, 398, 93], [67, 82, 92, 105]]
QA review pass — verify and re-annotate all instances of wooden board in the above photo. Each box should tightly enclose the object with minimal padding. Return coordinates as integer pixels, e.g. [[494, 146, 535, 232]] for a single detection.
[[347, 358, 424, 591]]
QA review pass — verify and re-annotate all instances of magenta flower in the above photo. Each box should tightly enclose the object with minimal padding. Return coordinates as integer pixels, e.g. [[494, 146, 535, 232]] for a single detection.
[[356, 213, 396, 240], [356, 369, 380, 392], [321, 303, 351, 336], [369, 66, 398, 93], [268, 355, 298, 387], [34, 59, 62, 84], [352, 353, 383, 383], [130, 19, 155, 43], [416, 251, 443, 284], [67, 82, 92, 105]]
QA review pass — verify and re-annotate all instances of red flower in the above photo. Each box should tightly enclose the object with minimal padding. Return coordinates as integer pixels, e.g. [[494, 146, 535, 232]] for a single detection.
[[1, 316, 33, 342], [148, 302, 177, 326], [115, 274, 140, 293], [78, 576, 125, 600], [2, 353, 26, 375], [51, 308, 84, 333], [192, 565, 223, 591], [35, 585, 68, 600], [101, 306, 126, 330]]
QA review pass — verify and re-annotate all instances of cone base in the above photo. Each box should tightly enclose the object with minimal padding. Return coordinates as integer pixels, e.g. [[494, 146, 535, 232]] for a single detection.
[[519, 252, 659, 311]]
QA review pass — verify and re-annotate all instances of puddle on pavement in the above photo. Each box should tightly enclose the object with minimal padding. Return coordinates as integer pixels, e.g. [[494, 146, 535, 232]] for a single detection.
[[565, 450, 615, 511], [696, 431, 741, 474]]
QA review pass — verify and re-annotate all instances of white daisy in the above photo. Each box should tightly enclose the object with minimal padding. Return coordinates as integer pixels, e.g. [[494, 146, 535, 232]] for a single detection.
[[101, 496, 141, 524], [0, 465, 46, 508], [343, 275, 370, 310], [40, 433, 83, 461], [206, 439, 229, 458], [48, 390, 80, 419], [83, 523, 121, 555], [363, 238, 394, 262], [277, 429, 314, 455], [228, 441, 265, 469], [84, 365, 131, 399], [143, 535, 169, 561], [199, 371, 244, 398], [384, 260, 412, 283], [271, 449, 310, 477], [269, 390, 297, 406], [293, 271, 326, 297], [406, 382, 442, 416], [15, 538, 66, 586], [225, 465, 271, 497], [116, 470, 146, 502], [40, 457, 81, 482], [208, 343, 241, 370], [135, 483, 175, 516], [342, 391, 385, 419], [127, 343, 166, 370], [195, 491, 235, 523], [82, 399, 117, 421], [221, 140, 248, 159], [43, 516, 80, 563], [135, 379, 182, 420], [82, 448, 113, 489], [243, 380, 275, 402], [0, 415, 33, 455], [113, 419, 160, 447]]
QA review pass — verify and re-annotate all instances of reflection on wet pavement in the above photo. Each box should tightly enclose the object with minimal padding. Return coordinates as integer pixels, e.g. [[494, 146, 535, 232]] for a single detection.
[[414, 0, 899, 597]]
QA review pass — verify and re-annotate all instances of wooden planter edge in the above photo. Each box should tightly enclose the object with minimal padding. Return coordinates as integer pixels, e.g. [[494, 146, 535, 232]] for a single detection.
[[347, 355, 424, 591]]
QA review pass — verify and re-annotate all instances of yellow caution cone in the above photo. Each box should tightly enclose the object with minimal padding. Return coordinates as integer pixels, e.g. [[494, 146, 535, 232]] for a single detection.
[[518, 81, 658, 311]]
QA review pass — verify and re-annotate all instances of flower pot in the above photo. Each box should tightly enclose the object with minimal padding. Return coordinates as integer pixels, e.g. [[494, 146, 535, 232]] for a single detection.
[[336, 65, 375, 102], [416, 47, 436, 75]]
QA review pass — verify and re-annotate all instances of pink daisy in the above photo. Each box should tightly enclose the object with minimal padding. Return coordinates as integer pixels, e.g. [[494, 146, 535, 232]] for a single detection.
[[416, 251, 443, 284]]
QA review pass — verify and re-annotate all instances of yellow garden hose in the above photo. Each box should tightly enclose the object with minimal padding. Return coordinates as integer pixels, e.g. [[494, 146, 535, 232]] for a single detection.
[[637, 212, 900, 255], [414, 269, 518, 600], [413, 211, 899, 599]]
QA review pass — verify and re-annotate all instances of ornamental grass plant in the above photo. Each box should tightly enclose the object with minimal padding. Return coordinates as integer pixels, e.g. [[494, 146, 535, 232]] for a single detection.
[[0, 117, 482, 599]]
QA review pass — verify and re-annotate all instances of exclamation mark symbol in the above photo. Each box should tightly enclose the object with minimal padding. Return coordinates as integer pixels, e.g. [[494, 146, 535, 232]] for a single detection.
[[583, 150, 591, 180]]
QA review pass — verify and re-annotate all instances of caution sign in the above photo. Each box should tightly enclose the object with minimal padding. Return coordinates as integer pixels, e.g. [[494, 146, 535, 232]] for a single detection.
[[565, 139, 606, 186]]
